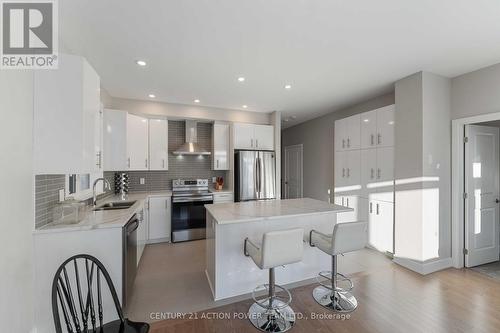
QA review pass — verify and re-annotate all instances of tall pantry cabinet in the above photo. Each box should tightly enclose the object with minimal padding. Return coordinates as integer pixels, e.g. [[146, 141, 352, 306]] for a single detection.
[[334, 105, 395, 254]]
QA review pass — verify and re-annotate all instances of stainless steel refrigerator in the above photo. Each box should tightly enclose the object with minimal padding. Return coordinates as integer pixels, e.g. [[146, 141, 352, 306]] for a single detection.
[[234, 151, 276, 202]]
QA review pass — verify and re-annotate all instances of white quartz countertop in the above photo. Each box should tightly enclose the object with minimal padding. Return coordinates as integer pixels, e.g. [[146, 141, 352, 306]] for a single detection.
[[34, 191, 172, 234], [205, 198, 352, 225], [209, 188, 233, 194]]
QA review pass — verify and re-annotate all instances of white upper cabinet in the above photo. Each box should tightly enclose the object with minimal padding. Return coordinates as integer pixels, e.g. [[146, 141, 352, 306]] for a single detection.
[[254, 125, 274, 150], [34, 54, 101, 174], [103, 109, 128, 171], [360, 110, 377, 149], [335, 115, 360, 151], [149, 119, 168, 170], [213, 122, 229, 170], [127, 114, 149, 170], [376, 105, 395, 147], [233, 123, 274, 150], [334, 151, 347, 188], [360, 148, 377, 199]]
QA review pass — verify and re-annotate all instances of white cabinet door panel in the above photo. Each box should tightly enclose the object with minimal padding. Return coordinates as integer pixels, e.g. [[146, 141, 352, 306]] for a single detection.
[[376, 105, 395, 147], [148, 196, 171, 242], [233, 123, 255, 149], [334, 119, 347, 152], [360, 110, 377, 149], [127, 114, 149, 170], [346, 115, 360, 150], [254, 125, 274, 150], [149, 119, 168, 170], [103, 109, 128, 171], [360, 149, 377, 200], [334, 151, 347, 189], [213, 123, 229, 170], [346, 150, 361, 187], [374, 147, 394, 202]]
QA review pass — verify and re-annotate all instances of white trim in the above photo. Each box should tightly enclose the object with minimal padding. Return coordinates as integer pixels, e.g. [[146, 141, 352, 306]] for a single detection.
[[393, 257, 453, 275], [284, 144, 304, 199], [451, 111, 500, 269]]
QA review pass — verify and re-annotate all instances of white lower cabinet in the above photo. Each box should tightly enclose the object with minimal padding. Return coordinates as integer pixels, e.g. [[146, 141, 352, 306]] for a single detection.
[[335, 195, 368, 223], [213, 192, 234, 204], [148, 196, 172, 243], [368, 200, 394, 253]]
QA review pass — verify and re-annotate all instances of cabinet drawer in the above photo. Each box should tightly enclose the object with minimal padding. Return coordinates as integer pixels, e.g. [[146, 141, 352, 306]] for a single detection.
[[213, 193, 234, 203]]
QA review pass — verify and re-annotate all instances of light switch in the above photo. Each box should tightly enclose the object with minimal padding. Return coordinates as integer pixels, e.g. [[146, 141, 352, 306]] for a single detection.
[[140, 178, 145, 185]]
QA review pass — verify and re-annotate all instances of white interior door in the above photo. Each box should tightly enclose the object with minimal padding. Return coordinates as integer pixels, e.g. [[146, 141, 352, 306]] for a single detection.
[[465, 125, 500, 267], [284, 145, 303, 199]]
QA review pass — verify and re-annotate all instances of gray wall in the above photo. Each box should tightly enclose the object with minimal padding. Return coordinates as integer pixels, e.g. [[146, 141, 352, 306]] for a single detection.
[[281, 93, 395, 202], [452, 62, 500, 120], [0, 72, 35, 331]]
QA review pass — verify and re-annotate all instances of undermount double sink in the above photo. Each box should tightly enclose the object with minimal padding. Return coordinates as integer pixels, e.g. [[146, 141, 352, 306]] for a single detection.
[[93, 201, 137, 211]]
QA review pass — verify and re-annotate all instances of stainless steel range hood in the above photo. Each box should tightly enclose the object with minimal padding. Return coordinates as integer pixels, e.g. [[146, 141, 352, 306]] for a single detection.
[[173, 120, 211, 155]]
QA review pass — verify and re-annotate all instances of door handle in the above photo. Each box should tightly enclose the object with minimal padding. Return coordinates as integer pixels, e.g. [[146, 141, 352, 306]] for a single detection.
[[145, 159, 148, 168], [217, 159, 219, 169], [162, 159, 165, 169], [251, 139, 254, 148], [346, 197, 349, 207]]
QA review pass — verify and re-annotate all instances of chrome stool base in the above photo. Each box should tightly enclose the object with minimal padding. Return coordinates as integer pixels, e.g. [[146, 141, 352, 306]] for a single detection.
[[312, 285, 358, 313], [248, 299, 296, 332]]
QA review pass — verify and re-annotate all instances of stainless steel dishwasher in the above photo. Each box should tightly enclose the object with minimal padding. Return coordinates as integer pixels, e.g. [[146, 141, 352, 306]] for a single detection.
[[123, 214, 139, 308]]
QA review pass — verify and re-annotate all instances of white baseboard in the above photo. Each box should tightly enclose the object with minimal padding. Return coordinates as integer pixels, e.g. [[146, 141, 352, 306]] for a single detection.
[[393, 256, 453, 275], [146, 237, 170, 245]]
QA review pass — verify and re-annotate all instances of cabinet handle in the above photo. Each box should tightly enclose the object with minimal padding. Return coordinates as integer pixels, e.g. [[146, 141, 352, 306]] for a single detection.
[[369, 202, 373, 213], [216, 159, 219, 169], [346, 197, 349, 207], [165, 199, 169, 209], [377, 168, 381, 179], [342, 168, 345, 178], [347, 138, 350, 148], [251, 139, 254, 147], [162, 159, 165, 169], [378, 133, 382, 145], [145, 159, 148, 168], [370, 168, 374, 179], [127, 157, 130, 168], [371, 134, 374, 146], [342, 139, 345, 149], [376, 203, 379, 215], [347, 168, 350, 177], [256, 139, 259, 148], [341, 197, 344, 206]]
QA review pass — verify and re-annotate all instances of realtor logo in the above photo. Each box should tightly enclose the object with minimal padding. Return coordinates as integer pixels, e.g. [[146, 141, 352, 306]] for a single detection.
[[1, 0, 58, 69]]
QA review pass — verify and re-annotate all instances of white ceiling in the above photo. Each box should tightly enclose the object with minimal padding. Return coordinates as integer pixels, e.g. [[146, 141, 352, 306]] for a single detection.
[[60, 0, 500, 127]]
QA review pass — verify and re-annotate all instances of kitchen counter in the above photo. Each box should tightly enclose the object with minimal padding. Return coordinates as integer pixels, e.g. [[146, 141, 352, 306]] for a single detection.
[[34, 191, 172, 234], [208, 188, 233, 194], [205, 198, 353, 300], [205, 198, 350, 225]]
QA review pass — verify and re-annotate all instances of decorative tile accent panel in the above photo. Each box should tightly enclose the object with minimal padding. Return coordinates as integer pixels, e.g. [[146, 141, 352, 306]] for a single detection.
[[104, 121, 228, 192], [35, 175, 65, 228]]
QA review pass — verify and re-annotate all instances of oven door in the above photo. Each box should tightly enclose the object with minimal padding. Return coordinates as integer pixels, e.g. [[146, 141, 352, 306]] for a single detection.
[[171, 197, 213, 242]]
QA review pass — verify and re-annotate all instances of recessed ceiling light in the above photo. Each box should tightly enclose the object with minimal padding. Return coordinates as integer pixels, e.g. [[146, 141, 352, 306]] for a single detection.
[[242, 105, 248, 109], [148, 94, 156, 98], [136, 60, 147, 66], [194, 99, 200, 103], [237, 77, 245, 82], [284, 84, 292, 89], [291, 116, 297, 119]]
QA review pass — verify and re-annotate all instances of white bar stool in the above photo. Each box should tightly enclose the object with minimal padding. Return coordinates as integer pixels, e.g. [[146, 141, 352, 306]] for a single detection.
[[244, 228, 304, 332], [309, 221, 368, 312]]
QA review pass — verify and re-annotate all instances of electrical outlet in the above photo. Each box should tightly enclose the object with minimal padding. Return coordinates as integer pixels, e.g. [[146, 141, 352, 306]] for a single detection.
[[140, 178, 145, 185], [212, 177, 217, 183]]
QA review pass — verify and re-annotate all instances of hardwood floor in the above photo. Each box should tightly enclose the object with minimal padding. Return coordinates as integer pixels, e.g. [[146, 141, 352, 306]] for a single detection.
[[150, 265, 500, 333]]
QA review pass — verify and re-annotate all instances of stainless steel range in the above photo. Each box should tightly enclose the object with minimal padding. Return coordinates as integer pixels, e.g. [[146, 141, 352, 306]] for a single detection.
[[171, 179, 213, 242]]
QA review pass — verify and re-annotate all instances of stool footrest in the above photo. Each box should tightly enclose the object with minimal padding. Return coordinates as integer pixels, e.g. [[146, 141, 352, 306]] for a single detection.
[[252, 283, 292, 310], [316, 271, 354, 292]]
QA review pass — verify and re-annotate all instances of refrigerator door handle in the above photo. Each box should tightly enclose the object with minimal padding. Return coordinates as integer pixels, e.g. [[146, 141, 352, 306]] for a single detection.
[[257, 156, 262, 196]]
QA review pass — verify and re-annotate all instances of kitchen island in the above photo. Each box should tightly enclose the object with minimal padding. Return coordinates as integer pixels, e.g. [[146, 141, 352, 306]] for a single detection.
[[204, 198, 352, 300]]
